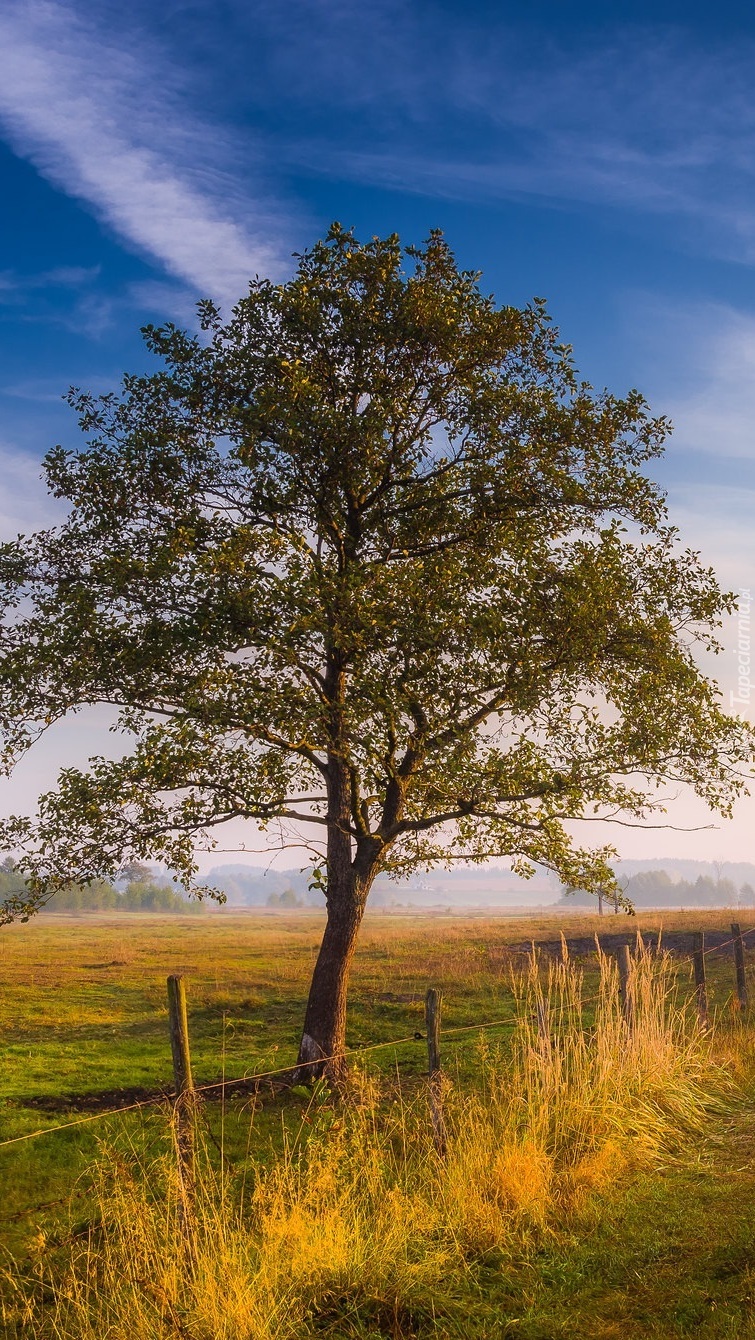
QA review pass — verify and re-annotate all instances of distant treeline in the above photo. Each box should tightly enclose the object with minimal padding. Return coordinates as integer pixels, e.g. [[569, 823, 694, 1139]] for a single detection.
[[563, 871, 755, 908], [204, 864, 321, 906], [0, 858, 200, 914]]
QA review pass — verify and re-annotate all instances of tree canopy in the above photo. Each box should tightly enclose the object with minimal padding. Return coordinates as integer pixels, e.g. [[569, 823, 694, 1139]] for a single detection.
[[0, 225, 750, 1069]]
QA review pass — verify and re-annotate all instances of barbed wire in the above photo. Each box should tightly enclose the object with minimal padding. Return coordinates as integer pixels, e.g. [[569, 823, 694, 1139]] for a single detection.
[[0, 979, 655, 1158], [1, 929, 750, 1163], [500, 926, 755, 961], [0, 1185, 92, 1225], [1, 949, 738, 1234], [700, 927, 753, 957], [539, 927, 754, 959], [0, 969, 703, 1232]]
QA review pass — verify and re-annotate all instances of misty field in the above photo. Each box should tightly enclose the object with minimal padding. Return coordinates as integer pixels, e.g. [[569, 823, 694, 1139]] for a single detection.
[[3, 909, 755, 1338]]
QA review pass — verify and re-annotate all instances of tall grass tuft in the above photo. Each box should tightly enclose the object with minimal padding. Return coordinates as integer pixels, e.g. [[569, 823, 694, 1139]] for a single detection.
[[14, 946, 738, 1338]]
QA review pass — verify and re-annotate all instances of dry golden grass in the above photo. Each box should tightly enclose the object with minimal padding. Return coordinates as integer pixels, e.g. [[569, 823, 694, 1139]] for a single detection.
[[16, 942, 740, 1340]]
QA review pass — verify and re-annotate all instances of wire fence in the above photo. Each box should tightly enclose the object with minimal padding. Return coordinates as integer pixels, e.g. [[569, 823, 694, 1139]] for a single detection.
[[1, 922, 752, 1227], [0, 1009, 567, 1153], [3, 924, 751, 1154], [0, 991, 613, 1228]]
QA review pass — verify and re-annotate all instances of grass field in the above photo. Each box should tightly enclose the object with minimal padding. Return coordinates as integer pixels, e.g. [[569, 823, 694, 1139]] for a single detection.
[[3, 907, 755, 1337]]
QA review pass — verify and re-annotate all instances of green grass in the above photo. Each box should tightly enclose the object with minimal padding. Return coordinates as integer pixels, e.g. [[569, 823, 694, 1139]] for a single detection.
[[2, 907, 755, 1337], [501, 1135, 755, 1338], [14, 1134, 755, 1338]]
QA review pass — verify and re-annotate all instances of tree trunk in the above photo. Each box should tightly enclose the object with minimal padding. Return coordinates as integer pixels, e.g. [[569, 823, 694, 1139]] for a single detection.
[[295, 741, 382, 1082], [296, 887, 366, 1082]]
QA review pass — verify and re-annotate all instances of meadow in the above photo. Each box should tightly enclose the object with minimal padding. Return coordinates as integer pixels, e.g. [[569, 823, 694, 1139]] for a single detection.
[[3, 907, 755, 1338]]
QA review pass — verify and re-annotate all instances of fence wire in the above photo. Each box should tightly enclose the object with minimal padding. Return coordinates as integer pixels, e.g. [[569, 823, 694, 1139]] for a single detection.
[[1, 926, 750, 1164]]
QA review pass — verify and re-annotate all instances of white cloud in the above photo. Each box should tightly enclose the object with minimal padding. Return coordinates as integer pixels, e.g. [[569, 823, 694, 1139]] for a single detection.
[[1, 379, 65, 402], [609, 293, 755, 594], [616, 295, 755, 482], [124, 279, 205, 328], [0, 442, 65, 534], [0, 1, 291, 304], [5, 4, 755, 288], [659, 307, 755, 463]]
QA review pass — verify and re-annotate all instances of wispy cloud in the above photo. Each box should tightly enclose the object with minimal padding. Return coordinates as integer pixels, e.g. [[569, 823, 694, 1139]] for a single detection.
[[663, 314, 755, 464], [0, 264, 101, 305], [255, 13, 755, 264], [0, 1, 291, 304], [626, 296, 755, 465], [465, 33, 755, 258], [4, 2, 755, 288], [613, 293, 755, 614], [0, 441, 65, 534]]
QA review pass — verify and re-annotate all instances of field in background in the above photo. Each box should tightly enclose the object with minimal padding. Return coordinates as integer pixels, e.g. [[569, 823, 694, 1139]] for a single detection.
[[2, 905, 748, 1098], [4, 909, 755, 1337]]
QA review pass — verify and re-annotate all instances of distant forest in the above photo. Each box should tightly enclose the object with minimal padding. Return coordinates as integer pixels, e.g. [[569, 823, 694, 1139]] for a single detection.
[[563, 870, 755, 909], [204, 863, 755, 910], [0, 858, 200, 914], [2, 856, 752, 913]]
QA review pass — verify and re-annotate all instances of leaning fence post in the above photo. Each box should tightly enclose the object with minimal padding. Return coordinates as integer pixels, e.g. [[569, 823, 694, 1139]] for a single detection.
[[616, 943, 634, 1034], [732, 922, 748, 1013], [425, 988, 447, 1157], [167, 974, 196, 1203], [692, 933, 709, 1029]]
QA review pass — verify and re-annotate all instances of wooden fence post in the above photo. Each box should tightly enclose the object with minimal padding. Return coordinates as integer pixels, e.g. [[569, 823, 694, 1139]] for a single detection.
[[167, 974, 196, 1202], [616, 943, 634, 1033], [732, 922, 748, 1013], [692, 933, 709, 1029], [425, 988, 447, 1157]]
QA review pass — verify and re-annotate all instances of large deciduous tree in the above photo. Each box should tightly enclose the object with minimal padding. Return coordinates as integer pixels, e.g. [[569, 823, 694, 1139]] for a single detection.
[[0, 226, 750, 1075]]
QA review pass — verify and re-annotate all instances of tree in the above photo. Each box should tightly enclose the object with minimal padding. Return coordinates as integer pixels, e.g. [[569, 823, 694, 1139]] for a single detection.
[[119, 860, 154, 886], [267, 887, 303, 909], [0, 225, 751, 1077], [0, 855, 25, 905]]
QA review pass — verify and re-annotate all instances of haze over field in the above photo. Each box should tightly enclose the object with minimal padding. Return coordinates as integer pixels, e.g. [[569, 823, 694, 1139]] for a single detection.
[[201, 861, 755, 911]]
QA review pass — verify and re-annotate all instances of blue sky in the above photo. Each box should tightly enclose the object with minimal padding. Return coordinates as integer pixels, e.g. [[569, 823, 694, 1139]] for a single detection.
[[2, 0, 755, 867]]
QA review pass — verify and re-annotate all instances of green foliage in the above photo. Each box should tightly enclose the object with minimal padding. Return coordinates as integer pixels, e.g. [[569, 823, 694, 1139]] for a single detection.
[[0, 224, 751, 918], [116, 879, 201, 913], [45, 878, 119, 911], [119, 860, 154, 885], [0, 854, 26, 903], [266, 887, 304, 908]]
